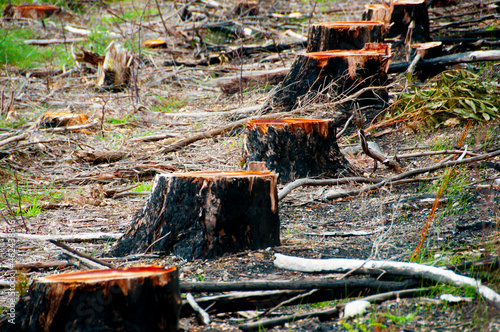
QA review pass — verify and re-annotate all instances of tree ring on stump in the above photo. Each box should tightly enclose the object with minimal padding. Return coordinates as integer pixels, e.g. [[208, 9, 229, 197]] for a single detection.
[[9, 266, 180, 332], [307, 21, 387, 52], [111, 171, 280, 260], [243, 118, 358, 182]]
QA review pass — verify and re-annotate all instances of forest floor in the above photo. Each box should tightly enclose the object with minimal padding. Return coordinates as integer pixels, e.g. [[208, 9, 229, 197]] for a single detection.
[[1, 0, 500, 331]]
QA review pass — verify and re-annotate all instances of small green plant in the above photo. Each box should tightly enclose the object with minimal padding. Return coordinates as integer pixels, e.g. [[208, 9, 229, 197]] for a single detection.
[[132, 181, 151, 192], [106, 115, 136, 125], [1, 181, 63, 217], [196, 273, 205, 282], [153, 95, 186, 113], [15, 270, 29, 297]]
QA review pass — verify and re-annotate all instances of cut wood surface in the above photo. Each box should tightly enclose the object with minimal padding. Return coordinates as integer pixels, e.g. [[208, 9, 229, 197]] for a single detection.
[[111, 171, 280, 260], [3, 266, 181, 332], [274, 254, 500, 309], [307, 21, 387, 52], [243, 118, 357, 182], [362, 4, 392, 23], [267, 45, 391, 112]]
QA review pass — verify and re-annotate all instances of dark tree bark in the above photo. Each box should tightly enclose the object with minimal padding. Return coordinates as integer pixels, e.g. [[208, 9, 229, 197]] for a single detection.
[[111, 171, 280, 260], [266, 44, 391, 112], [2, 267, 180, 332], [307, 21, 386, 52], [388, 0, 431, 43], [242, 119, 358, 183]]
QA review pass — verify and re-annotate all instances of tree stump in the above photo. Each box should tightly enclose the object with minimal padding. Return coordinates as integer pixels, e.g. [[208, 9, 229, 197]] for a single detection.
[[5, 266, 180, 332], [307, 21, 387, 52], [411, 41, 444, 79], [242, 119, 358, 182], [362, 4, 392, 24], [411, 41, 443, 59], [388, 0, 431, 43], [111, 171, 280, 260], [266, 44, 391, 112]]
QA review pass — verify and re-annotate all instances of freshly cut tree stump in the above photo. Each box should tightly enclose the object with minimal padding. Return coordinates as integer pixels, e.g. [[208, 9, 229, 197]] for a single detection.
[[267, 44, 391, 112], [5, 266, 180, 332], [388, 0, 431, 43], [111, 171, 280, 260], [362, 4, 392, 24], [307, 22, 387, 52], [411, 41, 443, 59], [242, 119, 358, 182]]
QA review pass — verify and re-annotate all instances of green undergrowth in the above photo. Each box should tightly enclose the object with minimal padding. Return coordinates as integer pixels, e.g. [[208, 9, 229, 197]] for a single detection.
[[0, 180, 64, 217], [390, 69, 500, 129]]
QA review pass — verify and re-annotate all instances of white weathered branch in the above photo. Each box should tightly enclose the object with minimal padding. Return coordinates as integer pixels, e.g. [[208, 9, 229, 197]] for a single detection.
[[274, 254, 500, 309]]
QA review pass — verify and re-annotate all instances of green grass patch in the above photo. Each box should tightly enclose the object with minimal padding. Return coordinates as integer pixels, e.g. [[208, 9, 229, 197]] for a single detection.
[[132, 181, 151, 192], [0, 26, 73, 69], [0, 180, 64, 217]]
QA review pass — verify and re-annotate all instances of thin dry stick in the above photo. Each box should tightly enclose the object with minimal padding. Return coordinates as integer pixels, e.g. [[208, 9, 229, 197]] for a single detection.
[[410, 120, 472, 262]]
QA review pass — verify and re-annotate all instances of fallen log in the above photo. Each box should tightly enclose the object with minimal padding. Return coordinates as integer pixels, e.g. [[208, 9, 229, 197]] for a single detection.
[[180, 277, 415, 293], [2, 266, 181, 332], [274, 254, 500, 309], [180, 279, 418, 315], [111, 171, 280, 260], [242, 118, 358, 182], [388, 50, 500, 73]]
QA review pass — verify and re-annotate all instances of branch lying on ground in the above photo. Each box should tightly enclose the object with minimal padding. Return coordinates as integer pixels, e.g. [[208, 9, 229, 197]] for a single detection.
[[239, 287, 430, 331], [49, 240, 114, 268], [159, 110, 300, 154], [0, 232, 123, 242], [388, 50, 500, 73], [274, 253, 500, 309], [325, 148, 500, 200], [0, 133, 29, 148], [278, 177, 383, 201], [159, 85, 388, 154]]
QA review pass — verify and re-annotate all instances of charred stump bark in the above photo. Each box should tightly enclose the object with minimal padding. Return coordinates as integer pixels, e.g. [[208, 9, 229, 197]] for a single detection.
[[266, 44, 391, 112], [242, 119, 358, 182], [307, 22, 387, 52], [3, 266, 180, 332], [111, 171, 280, 260], [388, 0, 431, 43]]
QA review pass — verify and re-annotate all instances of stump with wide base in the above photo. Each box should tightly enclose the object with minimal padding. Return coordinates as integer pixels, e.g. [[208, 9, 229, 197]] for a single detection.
[[388, 0, 430, 43], [266, 43, 391, 112], [2, 266, 180, 332], [111, 171, 280, 261], [307, 21, 387, 52], [242, 119, 358, 182]]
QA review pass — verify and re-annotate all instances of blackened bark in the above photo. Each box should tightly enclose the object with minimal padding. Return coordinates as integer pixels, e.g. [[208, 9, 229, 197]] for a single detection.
[[242, 119, 359, 182], [111, 172, 280, 260]]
